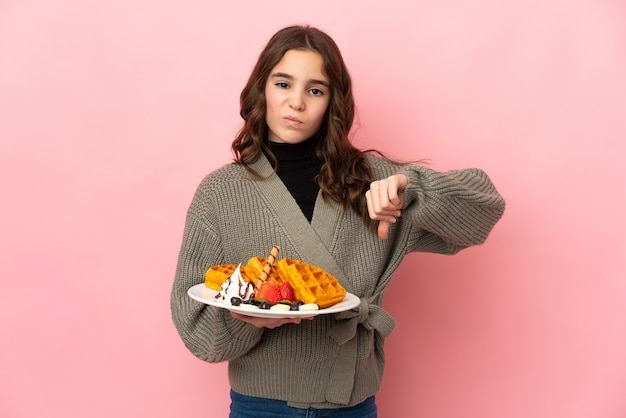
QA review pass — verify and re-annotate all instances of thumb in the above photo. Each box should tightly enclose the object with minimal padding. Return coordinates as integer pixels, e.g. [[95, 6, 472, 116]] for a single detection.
[[377, 220, 390, 240]]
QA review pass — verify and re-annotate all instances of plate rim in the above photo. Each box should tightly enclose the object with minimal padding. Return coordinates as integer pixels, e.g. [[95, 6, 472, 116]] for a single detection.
[[187, 283, 360, 318]]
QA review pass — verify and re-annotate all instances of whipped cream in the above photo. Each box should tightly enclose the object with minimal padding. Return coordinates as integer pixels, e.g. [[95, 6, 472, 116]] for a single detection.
[[215, 264, 254, 303]]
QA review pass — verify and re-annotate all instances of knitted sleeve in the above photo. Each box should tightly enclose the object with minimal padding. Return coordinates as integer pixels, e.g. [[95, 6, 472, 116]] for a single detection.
[[170, 180, 264, 363], [399, 164, 506, 254]]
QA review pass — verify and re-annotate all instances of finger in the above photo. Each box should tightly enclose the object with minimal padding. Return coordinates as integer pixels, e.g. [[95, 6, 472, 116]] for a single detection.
[[367, 188, 401, 221], [376, 179, 390, 208], [386, 177, 401, 206], [378, 220, 390, 240], [381, 174, 408, 208], [365, 189, 377, 219], [369, 181, 393, 214], [379, 180, 402, 212]]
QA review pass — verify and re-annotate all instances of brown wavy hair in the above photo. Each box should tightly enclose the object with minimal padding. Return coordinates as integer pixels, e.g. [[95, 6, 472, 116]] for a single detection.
[[232, 25, 376, 228]]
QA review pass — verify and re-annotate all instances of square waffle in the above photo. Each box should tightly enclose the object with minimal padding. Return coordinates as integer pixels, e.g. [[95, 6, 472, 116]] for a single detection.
[[275, 258, 346, 309], [204, 264, 237, 291]]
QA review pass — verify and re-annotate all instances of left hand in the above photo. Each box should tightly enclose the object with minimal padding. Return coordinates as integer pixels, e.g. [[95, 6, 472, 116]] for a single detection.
[[365, 174, 408, 240]]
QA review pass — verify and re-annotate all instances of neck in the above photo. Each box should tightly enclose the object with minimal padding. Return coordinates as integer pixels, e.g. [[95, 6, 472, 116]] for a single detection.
[[267, 137, 318, 162]]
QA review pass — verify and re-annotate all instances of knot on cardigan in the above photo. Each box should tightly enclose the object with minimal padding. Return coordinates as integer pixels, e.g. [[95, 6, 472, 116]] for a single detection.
[[357, 298, 370, 325], [329, 296, 396, 345], [324, 296, 396, 405]]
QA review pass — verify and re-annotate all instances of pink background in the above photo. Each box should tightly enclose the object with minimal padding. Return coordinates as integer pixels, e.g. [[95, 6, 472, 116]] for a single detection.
[[1, 1, 625, 417]]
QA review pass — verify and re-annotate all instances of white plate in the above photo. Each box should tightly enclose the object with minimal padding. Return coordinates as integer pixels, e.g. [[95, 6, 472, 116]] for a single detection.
[[187, 284, 361, 318]]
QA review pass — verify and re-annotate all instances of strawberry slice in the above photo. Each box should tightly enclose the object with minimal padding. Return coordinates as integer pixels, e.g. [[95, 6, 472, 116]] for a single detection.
[[279, 282, 295, 303], [256, 281, 281, 305]]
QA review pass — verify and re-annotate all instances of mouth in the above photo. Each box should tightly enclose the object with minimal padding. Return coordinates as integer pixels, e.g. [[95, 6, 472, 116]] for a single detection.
[[283, 116, 303, 126]]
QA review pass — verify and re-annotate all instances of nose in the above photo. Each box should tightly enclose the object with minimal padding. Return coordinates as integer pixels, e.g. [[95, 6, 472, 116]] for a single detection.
[[288, 91, 305, 111]]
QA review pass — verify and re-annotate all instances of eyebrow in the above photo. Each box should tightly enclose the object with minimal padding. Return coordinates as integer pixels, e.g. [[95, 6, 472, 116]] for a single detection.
[[270, 72, 330, 88]]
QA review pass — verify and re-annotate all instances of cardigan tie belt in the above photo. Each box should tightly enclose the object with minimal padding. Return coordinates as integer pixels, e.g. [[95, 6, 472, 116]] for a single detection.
[[325, 297, 396, 405]]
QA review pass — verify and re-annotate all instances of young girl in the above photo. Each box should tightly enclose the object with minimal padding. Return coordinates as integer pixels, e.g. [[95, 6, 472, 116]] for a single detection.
[[171, 25, 505, 417]]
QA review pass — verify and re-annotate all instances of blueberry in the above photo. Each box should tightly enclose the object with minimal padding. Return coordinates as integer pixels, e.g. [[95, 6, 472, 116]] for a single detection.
[[259, 302, 271, 310], [230, 297, 242, 306]]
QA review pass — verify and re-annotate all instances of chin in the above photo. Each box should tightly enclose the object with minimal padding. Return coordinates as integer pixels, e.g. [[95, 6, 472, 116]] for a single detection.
[[280, 137, 309, 144]]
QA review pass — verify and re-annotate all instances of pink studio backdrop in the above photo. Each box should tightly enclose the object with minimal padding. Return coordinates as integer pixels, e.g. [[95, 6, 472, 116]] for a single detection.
[[1, 1, 625, 417]]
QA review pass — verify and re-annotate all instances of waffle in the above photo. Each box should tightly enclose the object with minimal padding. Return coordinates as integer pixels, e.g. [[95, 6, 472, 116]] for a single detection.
[[204, 264, 237, 291], [205, 262, 260, 291], [275, 258, 346, 309], [243, 256, 283, 287], [204, 256, 346, 308]]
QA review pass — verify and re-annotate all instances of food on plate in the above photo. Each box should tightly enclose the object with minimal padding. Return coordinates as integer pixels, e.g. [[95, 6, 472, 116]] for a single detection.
[[214, 264, 254, 304], [273, 258, 346, 308], [205, 263, 240, 290], [255, 281, 282, 305], [204, 246, 346, 310]]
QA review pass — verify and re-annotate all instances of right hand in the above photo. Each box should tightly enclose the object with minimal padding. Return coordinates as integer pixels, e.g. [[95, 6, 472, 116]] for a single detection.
[[365, 173, 408, 240]]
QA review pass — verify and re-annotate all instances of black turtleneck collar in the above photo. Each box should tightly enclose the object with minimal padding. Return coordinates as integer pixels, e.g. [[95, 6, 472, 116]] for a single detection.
[[267, 136, 318, 164], [265, 137, 322, 222]]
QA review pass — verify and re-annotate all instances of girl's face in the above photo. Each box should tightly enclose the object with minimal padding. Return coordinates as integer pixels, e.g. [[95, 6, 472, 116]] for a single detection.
[[264, 49, 331, 144]]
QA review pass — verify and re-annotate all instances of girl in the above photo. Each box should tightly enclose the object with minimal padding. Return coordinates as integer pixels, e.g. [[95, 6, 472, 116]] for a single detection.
[[171, 25, 505, 417]]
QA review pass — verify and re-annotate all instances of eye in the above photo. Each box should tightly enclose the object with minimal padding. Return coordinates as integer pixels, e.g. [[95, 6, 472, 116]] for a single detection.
[[275, 82, 289, 89], [309, 88, 325, 96]]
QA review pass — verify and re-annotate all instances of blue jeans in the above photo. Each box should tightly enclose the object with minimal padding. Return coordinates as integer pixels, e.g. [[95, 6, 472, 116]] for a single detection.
[[229, 390, 377, 418]]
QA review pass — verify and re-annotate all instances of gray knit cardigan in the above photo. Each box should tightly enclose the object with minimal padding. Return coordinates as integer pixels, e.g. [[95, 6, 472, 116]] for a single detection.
[[171, 153, 505, 408]]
